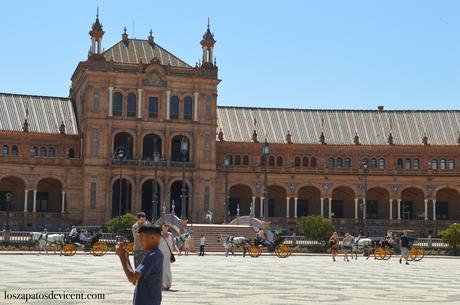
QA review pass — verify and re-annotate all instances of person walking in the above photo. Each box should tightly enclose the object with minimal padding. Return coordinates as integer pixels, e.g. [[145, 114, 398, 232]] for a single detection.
[[184, 234, 190, 256], [399, 231, 410, 265], [132, 212, 148, 268], [159, 223, 176, 290], [329, 232, 339, 262], [342, 232, 351, 262], [199, 234, 206, 256]]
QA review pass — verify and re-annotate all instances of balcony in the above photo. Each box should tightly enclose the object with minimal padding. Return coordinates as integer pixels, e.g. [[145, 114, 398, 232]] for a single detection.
[[110, 159, 195, 169], [0, 155, 82, 167]]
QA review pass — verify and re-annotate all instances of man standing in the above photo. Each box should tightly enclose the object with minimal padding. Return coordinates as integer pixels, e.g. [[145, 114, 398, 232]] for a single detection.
[[399, 231, 410, 265], [116, 224, 163, 305], [199, 234, 206, 256], [132, 212, 147, 268]]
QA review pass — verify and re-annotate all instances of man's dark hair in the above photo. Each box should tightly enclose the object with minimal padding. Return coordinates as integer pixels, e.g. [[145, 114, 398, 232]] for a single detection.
[[138, 224, 161, 235]]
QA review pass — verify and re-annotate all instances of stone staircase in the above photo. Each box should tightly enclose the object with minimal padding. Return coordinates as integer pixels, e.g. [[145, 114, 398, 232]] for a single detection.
[[186, 224, 257, 252]]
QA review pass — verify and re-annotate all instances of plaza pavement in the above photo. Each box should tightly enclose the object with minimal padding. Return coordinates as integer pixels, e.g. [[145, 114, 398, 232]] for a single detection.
[[1, 252, 460, 305]]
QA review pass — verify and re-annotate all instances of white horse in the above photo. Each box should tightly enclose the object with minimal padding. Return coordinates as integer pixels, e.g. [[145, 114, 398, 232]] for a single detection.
[[350, 235, 374, 260], [30, 232, 65, 256], [217, 234, 250, 257]]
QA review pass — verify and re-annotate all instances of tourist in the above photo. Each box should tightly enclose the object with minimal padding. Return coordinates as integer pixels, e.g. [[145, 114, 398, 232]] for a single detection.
[[184, 233, 190, 256], [79, 230, 87, 243], [329, 232, 339, 262], [159, 223, 176, 290], [199, 234, 206, 256], [132, 212, 147, 268], [115, 224, 163, 305], [399, 231, 410, 265], [342, 232, 351, 262]]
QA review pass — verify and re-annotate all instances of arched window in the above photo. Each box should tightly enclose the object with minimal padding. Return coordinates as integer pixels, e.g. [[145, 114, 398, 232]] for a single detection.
[[148, 97, 159, 118], [113, 92, 123, 116], [170, 96, 180, 119], [12, 145, 18, 156], [413, 159, 419, 169], [39, 147, 47, 157], [242, 155, 249, 165], [431, 159, 437, 169], [68, 148, 75, 158], [379, 158, 385, 169], [183, 96, 193, 120], [440, 159, 446, 170], [345, 158, 351, 168], [170, 135, 190, 162], [127, 93, 137, 117], [31, 146, 37, 157], [405, 159, 411, 169], [269, 156, 275, 166], [327, 157, 334, 169], [114, 132, 134, 160], [234, 155, 241, 165], [310, 157, 317, 167], [276, 156, 283, 166], [396, 158, 403, 169], [294, 157, 301, 167], [2, 145, 8, 155], [302, 157, 309, 167], [261, 156, 266, 166], [370, 158, 377, 168], [48, 147, 56, 158], [448, 160, 455, 170], [336, 158, 343, 168]]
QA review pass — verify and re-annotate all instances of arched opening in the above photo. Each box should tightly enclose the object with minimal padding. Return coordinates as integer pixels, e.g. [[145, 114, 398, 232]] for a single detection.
[[268, 185, 287, 218], [2, 145, 9, 155], [435, 188, 460, 220], [297, 186, 321, 217], [397, 158, 403, 169], [366, 187, 390, 219], [345, 158, 351, 168], [67, 148, 75, 159], [0, 176, 25, 212], [142, 134, 162, 160], [242, 155, 249, 165], [268, 156, 275, 166], [327, 157, 334, 169], [400, 187, 425, 220], [39, 147, 47, 157], [141, 180, 162, 221], [36, 178, 63, 212], [114, 132, 134, 159], [11, 145, 18, 156], [112, 178, 132, 217], [337, 158, 343, 168], [127, 93, 137, 117], [48, 147, 56, 158], [294, 157, 301, 167], [310, 157, 317, 167], [331, 186, 355, 218], [171, 135, 190, 162], [379, 158, 385, 169], [31, 146, 37, 157], [370, 158, 377, 168], [234, 155, 241, 165], [302, 157, 309, 167], [229, 184, 252, 216], [170, 180, 189, 218], [276, 156, 283, 166]]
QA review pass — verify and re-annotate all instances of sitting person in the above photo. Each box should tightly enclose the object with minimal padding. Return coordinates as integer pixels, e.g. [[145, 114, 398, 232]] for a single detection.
[[78, 231, 88, 243]]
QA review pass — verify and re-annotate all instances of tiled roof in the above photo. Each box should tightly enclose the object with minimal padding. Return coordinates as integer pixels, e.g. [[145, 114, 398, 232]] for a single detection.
[[103, 39, 191, 68], [0, 93, 78, 135], [216, 106, 460, 146]]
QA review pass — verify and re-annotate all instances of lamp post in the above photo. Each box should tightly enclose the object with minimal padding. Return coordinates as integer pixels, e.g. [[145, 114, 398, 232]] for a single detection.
[[152, 142, 160, 222], [114, 147, 126, 239], [262, 138, 270, 219], [224, 154, 230, 223], [3, 192, 12, 244], [361, 159, 368, 235], [180, 137, 189, 220]]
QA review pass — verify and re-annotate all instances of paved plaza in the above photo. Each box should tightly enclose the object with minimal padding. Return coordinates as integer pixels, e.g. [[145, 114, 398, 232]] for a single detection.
[[1, 253, 460, 305]]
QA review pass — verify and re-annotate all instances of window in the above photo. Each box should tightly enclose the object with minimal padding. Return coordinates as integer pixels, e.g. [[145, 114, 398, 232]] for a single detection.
[[31, 146, 37, 157], [48, 147, 56, 158], [91, 128, 99, 156], [204, 134, 211, 161], [39, 147, 47, 157], [448, 160, 455, 170], [379, 158, 385, 169], [183, 96, 193, 120], [228, 155, 233, 165], [436, 201, 449, 220], [204, 186, 210, 211], [93, 88, 100, 112], [12, 145, 18, 156], [269, 156, 275, 166], [302, 157, 309, 167], [327, 157, 334, 168], [397, 158, 403, 169], [440, 159, 446, 170], [90, 182, 97, 208], [261, 156, 266, 166], [345, 158, 351, 168], [113, 92, 123, 116], [243, 155, 249, 165], [413, 159, 419, 169], [234, 155, 241, 165], [370, 158, 377, 169], [170, 96, 180, 119], [405, 159, 411, 169], [127, 93, 137, 117], [294, 157, 301, 167], [310, 157, 317, 167], [148, 97, 159, 118], [276, 156, 283, 166], [431, 159, 437, 169], [205, 95, 212, 120], [2, 145, 8, 155], [336, 158, 343, 168], [36, 192, 48, 212], [68, 148, 75, 158]]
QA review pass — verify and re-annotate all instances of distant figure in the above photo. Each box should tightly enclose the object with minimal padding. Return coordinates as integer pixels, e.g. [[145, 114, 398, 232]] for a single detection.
[[132, 212, 147, 268], [329, 232, 339, 262], [69, 225, 77, 238], [184, 234, 191, 256], [199, 234, 206, 256], [159, 223, 176, 290], [79, 230, 87, 243], [399, 231, 410, 265], [291, 232, 297, 248], [342, 232, 352, 262], [427, 234, 433, 249], [205, 210, 213, 224]]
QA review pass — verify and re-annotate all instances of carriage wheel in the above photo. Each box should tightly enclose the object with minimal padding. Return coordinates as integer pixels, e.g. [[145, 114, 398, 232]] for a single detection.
[[63, 243, 76, 256], [123, 242, 134, 255], [411, 246, 424, 261], [91, 241, 108, 257], [275, 244, 291, 258], [409, 246, 418, 261], [373, 247, 386, 260], [249, 246, 261, 258], [383, 247, 392, 260]]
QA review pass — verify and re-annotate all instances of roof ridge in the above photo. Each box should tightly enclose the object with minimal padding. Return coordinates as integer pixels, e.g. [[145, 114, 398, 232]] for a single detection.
[[0, 92, 70, 100], [216, 105, 460, 112]]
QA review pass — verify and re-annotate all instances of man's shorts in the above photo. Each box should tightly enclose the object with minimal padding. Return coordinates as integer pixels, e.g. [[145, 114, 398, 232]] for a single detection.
[[401, 247, 409, 256]]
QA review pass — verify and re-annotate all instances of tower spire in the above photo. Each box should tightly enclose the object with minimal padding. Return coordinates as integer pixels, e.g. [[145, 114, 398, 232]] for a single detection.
[[89, 8, 104, 55], [200, 18, 216, 66]]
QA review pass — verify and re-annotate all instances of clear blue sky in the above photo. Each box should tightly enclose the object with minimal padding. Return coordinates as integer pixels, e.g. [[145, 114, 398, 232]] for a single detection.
[[1, 1, 459, 109]]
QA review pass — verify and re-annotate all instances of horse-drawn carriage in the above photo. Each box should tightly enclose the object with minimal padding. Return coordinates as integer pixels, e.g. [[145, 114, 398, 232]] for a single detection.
[[248, 236, 291, 258], [373, 231, 425, 261], [62, 231, 108, 256]]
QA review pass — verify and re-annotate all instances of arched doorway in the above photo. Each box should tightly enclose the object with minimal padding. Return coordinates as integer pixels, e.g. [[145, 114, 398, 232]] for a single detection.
[[141, 180, 162, 221], [435, 188, 460, 220], [0, 176, 25, 212], [366, 187, 390, 219], [114, 132, 134, 159], [297, 186, 321, 217], [268, 185, 287, 217], [36, 178, 63, 212], [171, 135, 190, 162], [170, 180, 189, 218], [331, 186, 355, 218], [112, 179, 132, 217], [229, 184, 252, 216], [142, 134, 162, 160], [400, 187, 425, 220]]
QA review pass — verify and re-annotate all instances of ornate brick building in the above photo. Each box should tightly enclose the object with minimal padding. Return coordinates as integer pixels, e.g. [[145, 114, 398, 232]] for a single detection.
[[1, 13, 459, 236]]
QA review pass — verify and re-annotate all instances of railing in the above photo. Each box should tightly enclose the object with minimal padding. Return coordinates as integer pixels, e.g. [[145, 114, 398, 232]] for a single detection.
[[111, 159, 195, 169]]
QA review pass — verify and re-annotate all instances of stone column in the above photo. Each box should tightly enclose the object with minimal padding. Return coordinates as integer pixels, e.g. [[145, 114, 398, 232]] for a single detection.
[[320, 197, 324, 217], [432, 200, 437, 220], [397, 199, 401, 220], [286, 197, 290, 218], [354, 198, 358, 219], [193, 92, 199, 122], [108, 86, 113, 117], [328, 198, 332, 219], [137, 88, 143, 118], [424, 199, 428, 220], [166, 90, 171, 120], [24, 190, 28, 212], [294, 197, 298, 218], [260, 197, 264, 218], [251, 196, 256, 216], [32, 190, 37, 212], [363, 199, 366, 220], [389, 199, 393, 220], [61, 191, 66, 213]]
